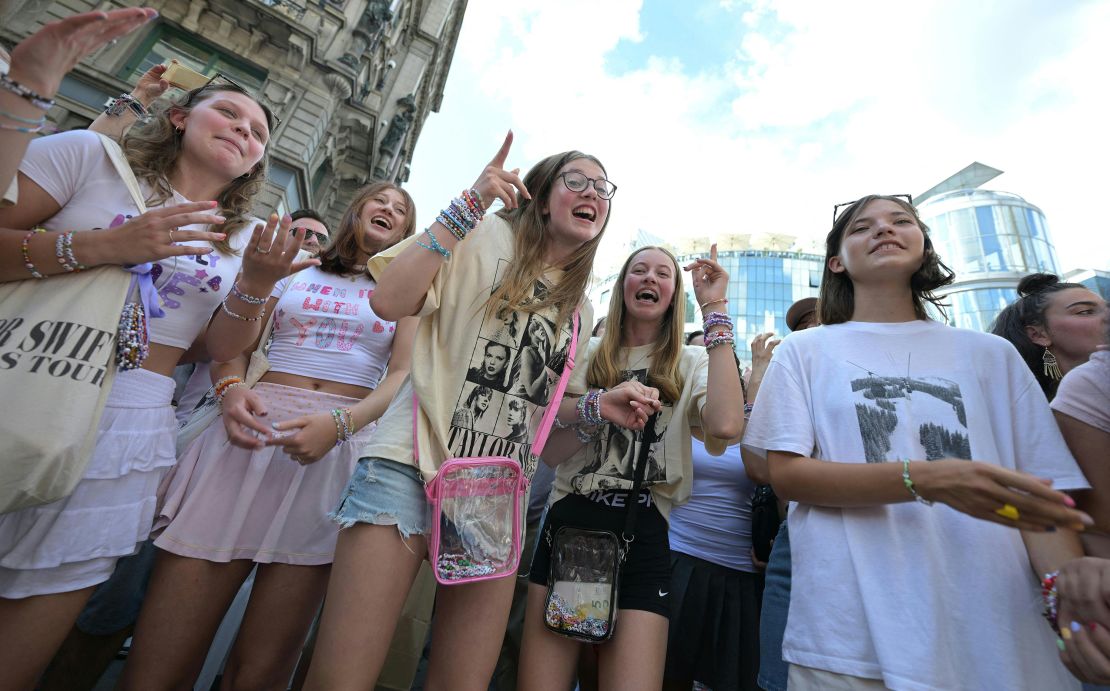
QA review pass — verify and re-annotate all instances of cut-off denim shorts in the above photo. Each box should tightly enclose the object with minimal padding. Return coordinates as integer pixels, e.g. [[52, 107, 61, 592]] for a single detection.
[[331, 457, 431, 539]]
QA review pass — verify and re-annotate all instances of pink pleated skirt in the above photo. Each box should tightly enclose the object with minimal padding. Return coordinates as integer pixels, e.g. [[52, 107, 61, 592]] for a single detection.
[[154, 382, 376, 565]]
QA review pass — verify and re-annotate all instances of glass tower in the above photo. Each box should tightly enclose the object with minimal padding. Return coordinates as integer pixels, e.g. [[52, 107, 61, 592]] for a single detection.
[[917, 188, 1060, 332]]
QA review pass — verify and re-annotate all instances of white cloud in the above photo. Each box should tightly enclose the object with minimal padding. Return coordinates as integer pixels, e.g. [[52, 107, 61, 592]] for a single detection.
[[407, 0, 1110, 280]]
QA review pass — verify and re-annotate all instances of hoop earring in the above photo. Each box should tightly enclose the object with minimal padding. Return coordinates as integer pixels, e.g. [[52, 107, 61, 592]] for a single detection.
[[1042, 347, 1063, 380]]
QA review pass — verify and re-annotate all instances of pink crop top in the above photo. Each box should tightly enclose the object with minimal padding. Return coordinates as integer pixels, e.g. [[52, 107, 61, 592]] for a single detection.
[[19, 129, 254, 350], [266, 266, 396, 388]]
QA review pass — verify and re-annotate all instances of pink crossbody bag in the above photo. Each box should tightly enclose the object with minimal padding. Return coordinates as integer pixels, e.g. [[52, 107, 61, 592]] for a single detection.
[[417, 310, 580, 586]]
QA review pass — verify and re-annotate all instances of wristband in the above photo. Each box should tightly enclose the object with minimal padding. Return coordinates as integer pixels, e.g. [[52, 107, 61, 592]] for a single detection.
[[901, 458, 933, 506]]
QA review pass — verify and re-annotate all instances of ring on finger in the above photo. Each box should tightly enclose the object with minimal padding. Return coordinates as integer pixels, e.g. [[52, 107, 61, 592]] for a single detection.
[[256, 244, 272, 254], [168, 228, 177, 243], [995, 503, 1020, 521]]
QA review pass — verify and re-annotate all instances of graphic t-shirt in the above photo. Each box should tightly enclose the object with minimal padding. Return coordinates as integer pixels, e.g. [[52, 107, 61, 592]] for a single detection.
[[742, 320, 1086, 691], [362, 215, 591, 480], [19, 129, 252, 349], [267, 266, 394, 389], [552, 340, 724, 520]]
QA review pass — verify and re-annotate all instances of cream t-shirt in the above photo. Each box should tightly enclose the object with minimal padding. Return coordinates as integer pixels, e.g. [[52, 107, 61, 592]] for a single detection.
[[552, 339, 725, 520], [362, 215, 592, 481]]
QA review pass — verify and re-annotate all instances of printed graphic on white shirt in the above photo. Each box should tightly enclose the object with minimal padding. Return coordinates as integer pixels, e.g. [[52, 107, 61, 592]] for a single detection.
[[447, 260, 576, 477], [850, 364, 971, 463], [571, 367, 670, 492]]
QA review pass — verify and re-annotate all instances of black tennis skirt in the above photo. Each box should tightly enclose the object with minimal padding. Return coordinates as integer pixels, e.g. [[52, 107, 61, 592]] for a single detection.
[[663, 550, 765, 691]]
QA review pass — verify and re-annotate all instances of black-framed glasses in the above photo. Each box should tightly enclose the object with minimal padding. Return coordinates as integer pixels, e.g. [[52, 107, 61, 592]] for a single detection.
[[559, 171, 617, 200], [202, 72, 281, 129], [293, 227, 329, 245], [832, 194, 913, 223]]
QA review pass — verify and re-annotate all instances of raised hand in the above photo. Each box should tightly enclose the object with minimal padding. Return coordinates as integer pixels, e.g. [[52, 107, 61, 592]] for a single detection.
[[101, 201, 227, 264], [7, 8, 157, 99], [266, 412, 339, 465], [470, 131, 531, 211], [220, 385, 270, 449], [684, 243, 729, 309], [749, 332, 780, 374], [914, 459, 1093, 532], [238, 213, 320, 290], [131, 63, 171, 107]]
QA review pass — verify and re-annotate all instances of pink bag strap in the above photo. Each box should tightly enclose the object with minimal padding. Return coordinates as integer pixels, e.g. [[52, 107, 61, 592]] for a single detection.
[[413, 307, 581, 464]]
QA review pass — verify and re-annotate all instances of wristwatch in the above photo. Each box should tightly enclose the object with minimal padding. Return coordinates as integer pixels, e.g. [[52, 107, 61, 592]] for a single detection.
[[103, 93, 150, 122]]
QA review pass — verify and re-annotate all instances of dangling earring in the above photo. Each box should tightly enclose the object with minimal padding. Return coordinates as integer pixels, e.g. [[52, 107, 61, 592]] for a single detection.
[[1042, 347, 1063, 380]]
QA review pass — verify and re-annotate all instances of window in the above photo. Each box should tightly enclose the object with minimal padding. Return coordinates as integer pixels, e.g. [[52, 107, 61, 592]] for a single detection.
[[269, 161, 304, 216], [119, 24, 266, 93]]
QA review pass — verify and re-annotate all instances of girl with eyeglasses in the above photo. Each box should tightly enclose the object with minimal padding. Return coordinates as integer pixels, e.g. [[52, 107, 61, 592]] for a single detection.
[[121, 181, 416, 689], [0, 78, 311, 687], [302, 134, 657, 691], [742, 195, 1091, 690], [516, 244, 744, 691]]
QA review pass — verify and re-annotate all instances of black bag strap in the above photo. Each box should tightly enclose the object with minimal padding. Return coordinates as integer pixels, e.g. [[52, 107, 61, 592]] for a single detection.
[[621, 412, 659, 546]]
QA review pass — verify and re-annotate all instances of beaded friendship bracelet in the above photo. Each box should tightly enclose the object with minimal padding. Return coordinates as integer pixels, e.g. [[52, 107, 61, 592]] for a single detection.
[[230, 281, 268, 305], [116, 302, 150, 370], [702, 311, 732, 330], [416, 227, 451, 260], [0, 73, 55, 110], [331, 407, 354, 445], [0, 106, 46, 127], [1042, 570, 1059, 630], [704, 330, 735, 351], [220, 299, 266, 322], [21, 227, 46, 278], [214, 376, 246, 408], [901, 458, 933, 506], [55, 231, 85, 273]]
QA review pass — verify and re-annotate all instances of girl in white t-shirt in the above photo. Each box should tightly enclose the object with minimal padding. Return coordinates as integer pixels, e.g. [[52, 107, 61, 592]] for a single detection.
[[302, 135, 658, 690], [122, 181, 418, 689], [0, 82, 309, 688], [518, 245, 745, 691], [742, 194, 1093, 690]]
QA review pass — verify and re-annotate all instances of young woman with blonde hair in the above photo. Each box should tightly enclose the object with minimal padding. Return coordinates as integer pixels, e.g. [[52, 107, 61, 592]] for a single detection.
[[122, 181, 417, 689], [303, 134, 657, 691], [0, 78, 309, 688], [518, 244, 745, 691]]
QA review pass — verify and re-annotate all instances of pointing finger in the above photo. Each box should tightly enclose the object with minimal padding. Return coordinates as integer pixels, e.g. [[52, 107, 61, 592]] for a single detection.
[[489, 130, 513, 169]]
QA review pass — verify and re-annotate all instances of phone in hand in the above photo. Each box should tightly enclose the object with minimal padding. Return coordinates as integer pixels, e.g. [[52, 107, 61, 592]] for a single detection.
[[162, 59, 209, 91]]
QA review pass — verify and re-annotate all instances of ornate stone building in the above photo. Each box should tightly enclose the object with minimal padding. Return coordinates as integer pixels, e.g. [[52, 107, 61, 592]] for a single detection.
[[0, 0, 466, 223]]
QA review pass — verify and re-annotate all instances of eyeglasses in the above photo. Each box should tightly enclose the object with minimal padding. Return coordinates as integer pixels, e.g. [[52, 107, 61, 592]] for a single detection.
[[293, 227, 329, 245], [201, 72, 281, 129], [833, 194, 914, 223], [559, 171, 617, 200]]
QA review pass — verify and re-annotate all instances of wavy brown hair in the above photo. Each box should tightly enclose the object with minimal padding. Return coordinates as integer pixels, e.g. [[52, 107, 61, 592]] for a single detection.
[[587, 246, 685, 403], [818, 194, 955, 325], [317, 181, 416, 276], [121, 83, 275, 255], [491, 151, 612, 326]]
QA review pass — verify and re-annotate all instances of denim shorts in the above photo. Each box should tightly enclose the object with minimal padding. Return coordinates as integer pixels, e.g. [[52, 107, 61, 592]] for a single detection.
[[330, 457, 431, 539], [758, 520, 791, 691]]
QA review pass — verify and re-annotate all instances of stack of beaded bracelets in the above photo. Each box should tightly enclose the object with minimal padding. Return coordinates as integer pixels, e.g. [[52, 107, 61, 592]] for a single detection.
[[214, 375, 246, 409], [571, 388, 606, 442], [1, 73, 53, 133], [116, 301, 150, 370], [1042, 570, 1059, 630], [702, 311, 735, 351], [331, 407, 354, 446], [55, 231, 86, 273], [417, 189, 484, 260], [220, 282, 268, 322]]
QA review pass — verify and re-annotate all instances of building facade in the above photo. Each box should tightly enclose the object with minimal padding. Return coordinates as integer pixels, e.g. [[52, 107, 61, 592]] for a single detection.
[[0, 0, 466, 224], [1064, 268, 1110, 301], [917, 186, 1060, 331]]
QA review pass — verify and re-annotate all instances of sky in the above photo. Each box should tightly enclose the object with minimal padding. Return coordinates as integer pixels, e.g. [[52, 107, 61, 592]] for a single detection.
[[407, 0, 1110, 278]]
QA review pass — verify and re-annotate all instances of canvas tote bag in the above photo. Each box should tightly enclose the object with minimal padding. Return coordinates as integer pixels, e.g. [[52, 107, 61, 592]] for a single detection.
[[0, 134, 148, 513]]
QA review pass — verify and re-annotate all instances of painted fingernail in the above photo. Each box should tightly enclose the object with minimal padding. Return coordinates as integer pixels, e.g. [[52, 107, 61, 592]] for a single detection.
[[271, 422, 281, 429], [1071, 621, 1082, 633], [1064, 495, 1077, 507], [1061, 626, 1072, 640], [1091, 622, 1099, 632], [1058, 638, 1067, 651]]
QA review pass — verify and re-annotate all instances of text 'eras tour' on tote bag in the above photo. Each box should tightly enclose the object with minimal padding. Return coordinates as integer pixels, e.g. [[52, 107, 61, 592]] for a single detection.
[[420, 310, 581, 586], [0, 135, 148, 513]]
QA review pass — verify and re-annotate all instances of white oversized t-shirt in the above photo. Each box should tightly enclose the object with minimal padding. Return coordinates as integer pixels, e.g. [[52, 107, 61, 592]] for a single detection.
[[743, 319, 1086, 691]]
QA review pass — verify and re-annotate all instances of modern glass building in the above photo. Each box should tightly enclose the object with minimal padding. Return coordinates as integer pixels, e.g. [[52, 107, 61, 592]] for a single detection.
[[916, 167, 1062, 332], [675, 248, 824, 363]]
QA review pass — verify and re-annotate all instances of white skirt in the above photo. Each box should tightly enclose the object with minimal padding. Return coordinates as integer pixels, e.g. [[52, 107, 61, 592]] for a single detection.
[[0, 368, 176, 598]]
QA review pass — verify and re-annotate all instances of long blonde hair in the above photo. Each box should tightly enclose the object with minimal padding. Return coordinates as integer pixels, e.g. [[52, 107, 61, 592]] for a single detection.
[[491, 151, 611, 325], [121, 84, 275, 255], [587, 246, 686, 403]]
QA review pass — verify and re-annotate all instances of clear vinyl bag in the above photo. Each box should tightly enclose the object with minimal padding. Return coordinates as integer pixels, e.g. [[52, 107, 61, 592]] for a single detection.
[[543, 526, 621, 642], [425, 457, 527, 584]]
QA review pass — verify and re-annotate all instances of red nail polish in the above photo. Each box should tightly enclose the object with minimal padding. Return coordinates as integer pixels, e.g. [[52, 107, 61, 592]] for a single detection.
[[1090, 622, 1099, 632]]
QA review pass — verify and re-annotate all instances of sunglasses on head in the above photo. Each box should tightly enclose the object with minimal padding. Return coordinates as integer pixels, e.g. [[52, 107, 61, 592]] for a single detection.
[[832, 194, 914, 223], [198, 72, 281, 129]]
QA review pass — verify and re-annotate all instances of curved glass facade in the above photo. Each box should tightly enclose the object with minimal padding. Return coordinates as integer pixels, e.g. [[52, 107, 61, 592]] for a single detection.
[[918, 189, 1061, 331], [676, 249, 823, 362]]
